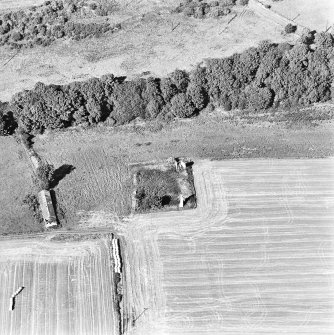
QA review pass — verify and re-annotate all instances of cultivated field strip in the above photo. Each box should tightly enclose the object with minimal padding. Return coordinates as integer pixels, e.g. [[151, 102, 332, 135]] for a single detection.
[[0, 238, 118, 335], [122, 158, 334, 334]]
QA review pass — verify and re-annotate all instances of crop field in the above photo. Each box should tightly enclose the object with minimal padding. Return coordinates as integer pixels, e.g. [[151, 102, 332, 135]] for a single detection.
[[0, 236, 119, 335], [118, 158, 334, 334]]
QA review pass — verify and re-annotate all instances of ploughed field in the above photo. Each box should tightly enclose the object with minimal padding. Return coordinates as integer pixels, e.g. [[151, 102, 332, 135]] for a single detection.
[[121, 158, 334, 334], [0, 237, 119, 335]]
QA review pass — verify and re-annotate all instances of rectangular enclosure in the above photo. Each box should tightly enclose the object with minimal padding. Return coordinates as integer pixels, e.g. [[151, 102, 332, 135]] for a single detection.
[[131, 157, 196, 213]]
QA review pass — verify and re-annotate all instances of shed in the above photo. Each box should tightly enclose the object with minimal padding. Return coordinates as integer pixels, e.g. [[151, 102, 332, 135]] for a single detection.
[[38, 190, 57, 228]]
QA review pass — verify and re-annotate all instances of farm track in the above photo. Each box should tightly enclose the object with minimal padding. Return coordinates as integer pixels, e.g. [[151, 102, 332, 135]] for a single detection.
[[0, 238, 119, 335], [248, 0, 304, 32], [119, 158, 334, 334]]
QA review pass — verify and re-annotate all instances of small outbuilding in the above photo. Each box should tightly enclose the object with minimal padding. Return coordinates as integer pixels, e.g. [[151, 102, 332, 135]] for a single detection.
[[38, 190, 57, 228]]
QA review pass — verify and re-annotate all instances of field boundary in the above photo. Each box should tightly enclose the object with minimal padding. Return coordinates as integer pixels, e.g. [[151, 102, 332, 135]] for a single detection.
[[249, 0, 304, 33]]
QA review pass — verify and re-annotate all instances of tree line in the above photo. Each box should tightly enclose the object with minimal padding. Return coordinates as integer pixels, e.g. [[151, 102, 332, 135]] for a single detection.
[[173, 0, 249, 19], [0, 31, 333, 135]]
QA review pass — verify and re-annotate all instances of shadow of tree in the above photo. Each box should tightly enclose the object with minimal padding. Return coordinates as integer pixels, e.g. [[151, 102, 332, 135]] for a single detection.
[[51, 164, 75, 188]]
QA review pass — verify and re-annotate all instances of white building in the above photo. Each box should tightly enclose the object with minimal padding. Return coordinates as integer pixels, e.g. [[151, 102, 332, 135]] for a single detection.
[[38, 190, 58, 228]]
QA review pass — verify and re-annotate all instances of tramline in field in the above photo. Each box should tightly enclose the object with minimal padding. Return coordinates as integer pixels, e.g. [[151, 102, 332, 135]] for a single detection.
[[120, 158, 334, 335], [0, 237, 120, 335]]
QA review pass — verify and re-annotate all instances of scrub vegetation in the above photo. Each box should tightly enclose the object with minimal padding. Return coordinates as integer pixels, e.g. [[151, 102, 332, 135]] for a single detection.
[[0, 0, 120, 49], [135, 169, 180, 212]]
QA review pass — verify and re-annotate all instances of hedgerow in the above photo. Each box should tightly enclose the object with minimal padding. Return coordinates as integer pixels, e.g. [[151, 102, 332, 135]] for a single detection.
[[35, 163, 55, 190], [1, 33, 333, 135]]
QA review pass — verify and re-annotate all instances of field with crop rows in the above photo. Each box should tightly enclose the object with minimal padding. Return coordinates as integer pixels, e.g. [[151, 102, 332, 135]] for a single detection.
[[119, 158, 334, 334], [0, 237, 119, 335]]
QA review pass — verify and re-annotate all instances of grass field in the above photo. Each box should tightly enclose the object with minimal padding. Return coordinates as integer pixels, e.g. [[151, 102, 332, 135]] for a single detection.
[[0, 0, 297, 101], [0, 0, 45, 11], [1, 114, 333, 234], [118, 158, 334, 334], [39, 145, 133, 230], [0, 236, 119, 335], [30, 117, 334, 230], [0, 136, 43, 235]]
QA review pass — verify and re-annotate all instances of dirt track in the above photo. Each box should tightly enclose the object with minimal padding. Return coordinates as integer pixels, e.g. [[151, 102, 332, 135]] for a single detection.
[[0, 237, 119, 335], [118, 158, 334, 334], [248, 0, 303, 32]]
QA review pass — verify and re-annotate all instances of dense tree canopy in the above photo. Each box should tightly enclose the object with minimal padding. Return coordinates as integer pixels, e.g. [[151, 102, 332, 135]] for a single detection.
[[170, 93, 196, 118], [110, 80, 146, 124], [1, 33, 333, 135], [0, 102, 16, 135], [173, 0, 247, 19]]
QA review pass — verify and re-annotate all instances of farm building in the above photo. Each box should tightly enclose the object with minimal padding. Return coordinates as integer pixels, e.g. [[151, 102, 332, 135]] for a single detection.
[[38, 190, 57, 228]]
